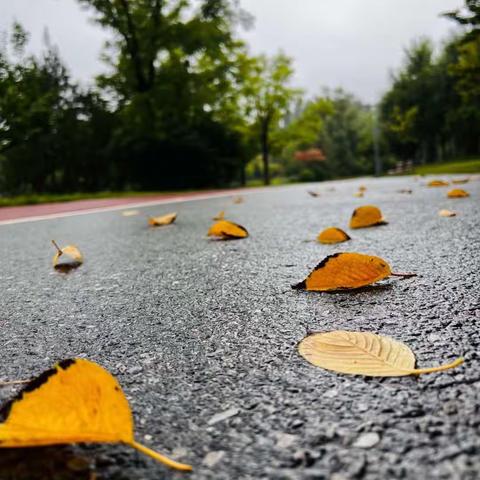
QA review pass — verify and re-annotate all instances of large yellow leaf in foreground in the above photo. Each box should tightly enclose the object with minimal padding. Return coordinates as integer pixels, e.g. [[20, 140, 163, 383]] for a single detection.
[[292, 252, 392, 291], [208, 220, 248, 239], [349, 205, 386, 229], [0, 359, 191, 472], [298, 331, 464, 377]]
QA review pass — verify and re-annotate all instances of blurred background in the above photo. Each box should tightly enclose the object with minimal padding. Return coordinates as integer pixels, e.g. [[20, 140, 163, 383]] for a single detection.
[[0, 0, 478, 202]]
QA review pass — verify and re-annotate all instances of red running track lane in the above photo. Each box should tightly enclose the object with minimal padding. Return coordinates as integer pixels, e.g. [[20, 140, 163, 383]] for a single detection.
[[0, 188, 247, 224]]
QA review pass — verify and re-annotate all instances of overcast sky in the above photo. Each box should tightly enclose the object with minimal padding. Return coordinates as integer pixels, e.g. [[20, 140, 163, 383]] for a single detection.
[[0, 0, 463, 104]]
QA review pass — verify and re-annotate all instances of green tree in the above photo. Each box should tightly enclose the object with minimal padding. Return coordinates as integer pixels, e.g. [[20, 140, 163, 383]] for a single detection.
[[240, 53, 300, 185]]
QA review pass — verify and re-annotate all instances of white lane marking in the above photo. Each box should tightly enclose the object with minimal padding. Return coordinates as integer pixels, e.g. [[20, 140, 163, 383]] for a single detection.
[[0, 189, 259, 226]]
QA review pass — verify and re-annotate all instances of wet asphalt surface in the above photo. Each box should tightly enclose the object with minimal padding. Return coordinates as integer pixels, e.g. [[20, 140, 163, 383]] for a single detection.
[[0, 175, 479, 480]]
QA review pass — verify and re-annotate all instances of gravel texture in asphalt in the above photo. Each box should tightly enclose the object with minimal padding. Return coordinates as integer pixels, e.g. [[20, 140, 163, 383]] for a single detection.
[[0, 176, 479, 480]]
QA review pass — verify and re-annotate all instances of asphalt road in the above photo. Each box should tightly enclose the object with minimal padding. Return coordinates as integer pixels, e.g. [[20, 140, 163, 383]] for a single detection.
[[0, 176, 479, 480]]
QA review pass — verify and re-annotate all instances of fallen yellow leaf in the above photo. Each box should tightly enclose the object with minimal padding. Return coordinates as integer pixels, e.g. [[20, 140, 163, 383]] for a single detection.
[[208, 220, 248, 240], [298, 331, 464, 377], [447, 189, 469, 198], [349, 205, 387, 229], [233, 196, 244, 204], [317, 227, 350, 245], [148, 212, 177, 226], [353, 192, 364, 198], [0, 359, 192, 471], [121, 210, 140, 217], [293, 252, 393, 291], [51, 241, 83, 272], [439, 209, 456, 217], [427, 180, 449, 187], [358, 185, 367, 192], [213, 211, 225, 221]]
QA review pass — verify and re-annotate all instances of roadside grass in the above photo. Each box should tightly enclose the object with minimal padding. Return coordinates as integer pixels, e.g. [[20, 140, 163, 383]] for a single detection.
[[414, 158, 480, 175]]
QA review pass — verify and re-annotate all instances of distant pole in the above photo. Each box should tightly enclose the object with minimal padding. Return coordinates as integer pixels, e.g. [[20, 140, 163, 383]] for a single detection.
[[372, 105, 381, 176]]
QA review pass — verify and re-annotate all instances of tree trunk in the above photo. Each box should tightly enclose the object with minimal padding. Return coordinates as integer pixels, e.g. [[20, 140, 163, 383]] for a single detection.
[[261, 119, 270, 185]]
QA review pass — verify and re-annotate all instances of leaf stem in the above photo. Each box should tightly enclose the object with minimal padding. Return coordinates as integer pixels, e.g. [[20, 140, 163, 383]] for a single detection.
[[51, 240, 63, 256], [0, 379, 29, 386], [128, 440, 192, 471], [412, 357, 464, 375], [391, 272, 417, 278]]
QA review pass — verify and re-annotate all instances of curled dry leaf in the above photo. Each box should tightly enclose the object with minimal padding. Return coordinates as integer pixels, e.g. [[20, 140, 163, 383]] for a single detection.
[[317, 227, 351, 245], [358, 185, 367, 192], [307, 190, 320, 197], [293, 252, 398, 291], [208, 220, 248, 240], [447, 189, 469, 198], [439, 209, 457, 217], [427, 180, 449, 187], [452, 178, 469, 185], [148, 212, 177, 226], [121, 210, 140, 217], [298, 330, 464, 377], [349, 205, 387, 229], [0, 358, 192, 471], [52, 241, 83, 272], [213, 211, 225, 221], [233, 196, 244, 204]]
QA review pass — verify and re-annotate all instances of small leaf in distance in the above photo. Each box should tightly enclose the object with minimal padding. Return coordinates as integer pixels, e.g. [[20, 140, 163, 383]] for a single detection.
[[208, 220, 248, 240], [452, 178, 469, 184], [317, 227, 351, 244], [52, 241, 83, 272], [0, 359, 192, 471], [307, 190, 320, 197], [349, 205, 387, 229], [427, 180, 449, 187], [439, 209, 457, 217], [213, 211, 225, 220], [397, 189, 412, 194], [447, 189, 469, 198], [353, 192, 364, 198], [233, 196, 244, 204], [121, 210, 139, 217], [292, 252, 392, 291], [358, 185, 367, 192], [148, 212, 177, 226], [298, 330, 464, 377]]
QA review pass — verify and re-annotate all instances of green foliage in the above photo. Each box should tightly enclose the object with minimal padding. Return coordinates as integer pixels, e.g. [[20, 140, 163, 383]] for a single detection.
[[380, 0, 480, 165], [414, 157, 480, 174]]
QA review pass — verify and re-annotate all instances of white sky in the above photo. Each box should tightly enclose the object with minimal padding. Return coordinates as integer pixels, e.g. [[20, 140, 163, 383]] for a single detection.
[[0, 0, 463, 104]]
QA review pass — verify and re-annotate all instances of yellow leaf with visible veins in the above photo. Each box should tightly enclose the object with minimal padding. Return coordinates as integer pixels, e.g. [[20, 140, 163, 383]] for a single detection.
[[349, 205, 386, 229], [0, 359, 191, 471], [317, 227, 350, 245], [298, 331, 463, 377], [292, 252, 392, 291], [447, 189, 469, 198], [208, 220, 248, 239], [149, 212, 177, 226]]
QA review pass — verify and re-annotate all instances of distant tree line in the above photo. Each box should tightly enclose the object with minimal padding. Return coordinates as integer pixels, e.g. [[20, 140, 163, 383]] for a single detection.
[[0, 0, 478, 194]]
